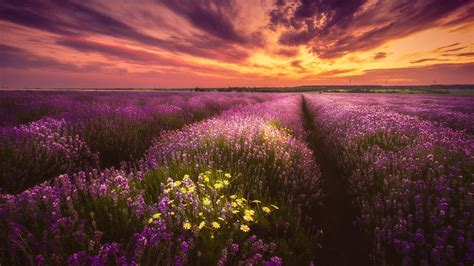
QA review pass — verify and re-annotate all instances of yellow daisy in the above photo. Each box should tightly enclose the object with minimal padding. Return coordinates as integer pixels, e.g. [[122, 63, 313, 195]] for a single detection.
[[240, 224, 250, 232], [183, 222, 191, 230]]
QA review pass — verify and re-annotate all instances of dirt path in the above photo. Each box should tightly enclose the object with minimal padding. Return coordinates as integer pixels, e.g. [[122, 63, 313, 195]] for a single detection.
[[301, 95, 371, 266]]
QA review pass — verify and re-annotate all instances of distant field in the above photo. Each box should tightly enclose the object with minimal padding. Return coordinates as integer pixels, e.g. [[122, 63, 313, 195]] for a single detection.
[[1, 91, 472, 265]]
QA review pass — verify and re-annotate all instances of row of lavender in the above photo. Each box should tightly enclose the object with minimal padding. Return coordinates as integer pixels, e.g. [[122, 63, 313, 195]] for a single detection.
[[332, 93, 474, 134], [0, 92, 271, 194], [1, 95, 323, 264], [305, 94, 473, 265]]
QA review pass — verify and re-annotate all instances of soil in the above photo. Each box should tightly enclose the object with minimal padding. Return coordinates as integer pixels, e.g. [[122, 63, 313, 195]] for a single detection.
[[301, 95, 371, 266]]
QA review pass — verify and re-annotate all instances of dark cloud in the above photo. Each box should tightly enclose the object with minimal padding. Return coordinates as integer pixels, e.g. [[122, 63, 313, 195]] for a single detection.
[[0, 44, 104, 72], [0, 0, 251, 62], [436, 43, 461, 50], [410, 58, 450, 64], [434, 43, 468, 53], [442, 47, 467, 53], [275, 48, 299, 57], [442, 52, 474, 57], [166, 34, 250, 62], [0, 0, 166, 45], [291, 60, 304, 69], [373, 52, 387, 60], [269, 0, 473, 58], [158, 0, 246, 44], [457, 52, 474, 57]]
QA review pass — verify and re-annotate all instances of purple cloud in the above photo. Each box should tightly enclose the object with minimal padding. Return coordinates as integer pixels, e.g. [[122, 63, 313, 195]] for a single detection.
[[158, 0, 246, 44], [269, 0, 473, 58], [0, 44, 105, 72], [0, 0, 251, 62], [373, 52, 387, 60], [410, 58, 450, 64]]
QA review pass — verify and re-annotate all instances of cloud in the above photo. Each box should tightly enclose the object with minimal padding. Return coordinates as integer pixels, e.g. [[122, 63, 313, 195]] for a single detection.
[[442, 47, 467, 53], [441, 52, 474, 57], [274, 48, 299, 57], [410, 58, 450, 64], [56, 38, 244, 77], [0, 0, 251, 62], [158, 0, 246, 44], [433, 43, 469, 53], [57, 39, 160, 63], [436, 43, 461, 51], [0, 1, 165, 44], [269, 0, 473, 59], [290, 60, 304, 69], [373, 52, 387, 60], [457, 52, 474, 57], [0, 44, 105, 72]]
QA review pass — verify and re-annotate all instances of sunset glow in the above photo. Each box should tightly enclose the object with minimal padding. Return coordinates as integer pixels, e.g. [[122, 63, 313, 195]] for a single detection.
[[1, 0, 473, 88]]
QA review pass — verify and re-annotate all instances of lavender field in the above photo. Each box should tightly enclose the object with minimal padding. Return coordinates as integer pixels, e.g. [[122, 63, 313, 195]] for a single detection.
[[0, 91, 472, 265]]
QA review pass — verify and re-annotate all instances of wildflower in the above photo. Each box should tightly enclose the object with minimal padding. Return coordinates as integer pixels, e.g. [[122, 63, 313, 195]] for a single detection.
[[203, 198, 211, 205], [183, 174, 190, 179], [224, 173, 231, 178], [214, 182, 223, 189], [243, 209, 255, 221], [204, 176, 210, 183], [212, 222, 220, 229], [173, 181, 182, 187], [148, 218, 153, 224], [183, 222, 191, 230], [188, 186, 195, 192], [198, 212, 203, 217], [244, 209, 255, 216], [269, 256, 283, 265], [153, 213, 161, 219], [240, 224, 250, 232], [223, 180, 229, 186], [262, 207, 271, 213], [243, 215, 254, 222], [252, 200, 262, 204], [198, 221, 206, 229], [180, 187, 187, 193], [230, 195, 237, 199]]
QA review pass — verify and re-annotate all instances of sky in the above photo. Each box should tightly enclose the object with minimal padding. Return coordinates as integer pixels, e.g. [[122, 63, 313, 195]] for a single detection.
[[1, 0, 473, 88]]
